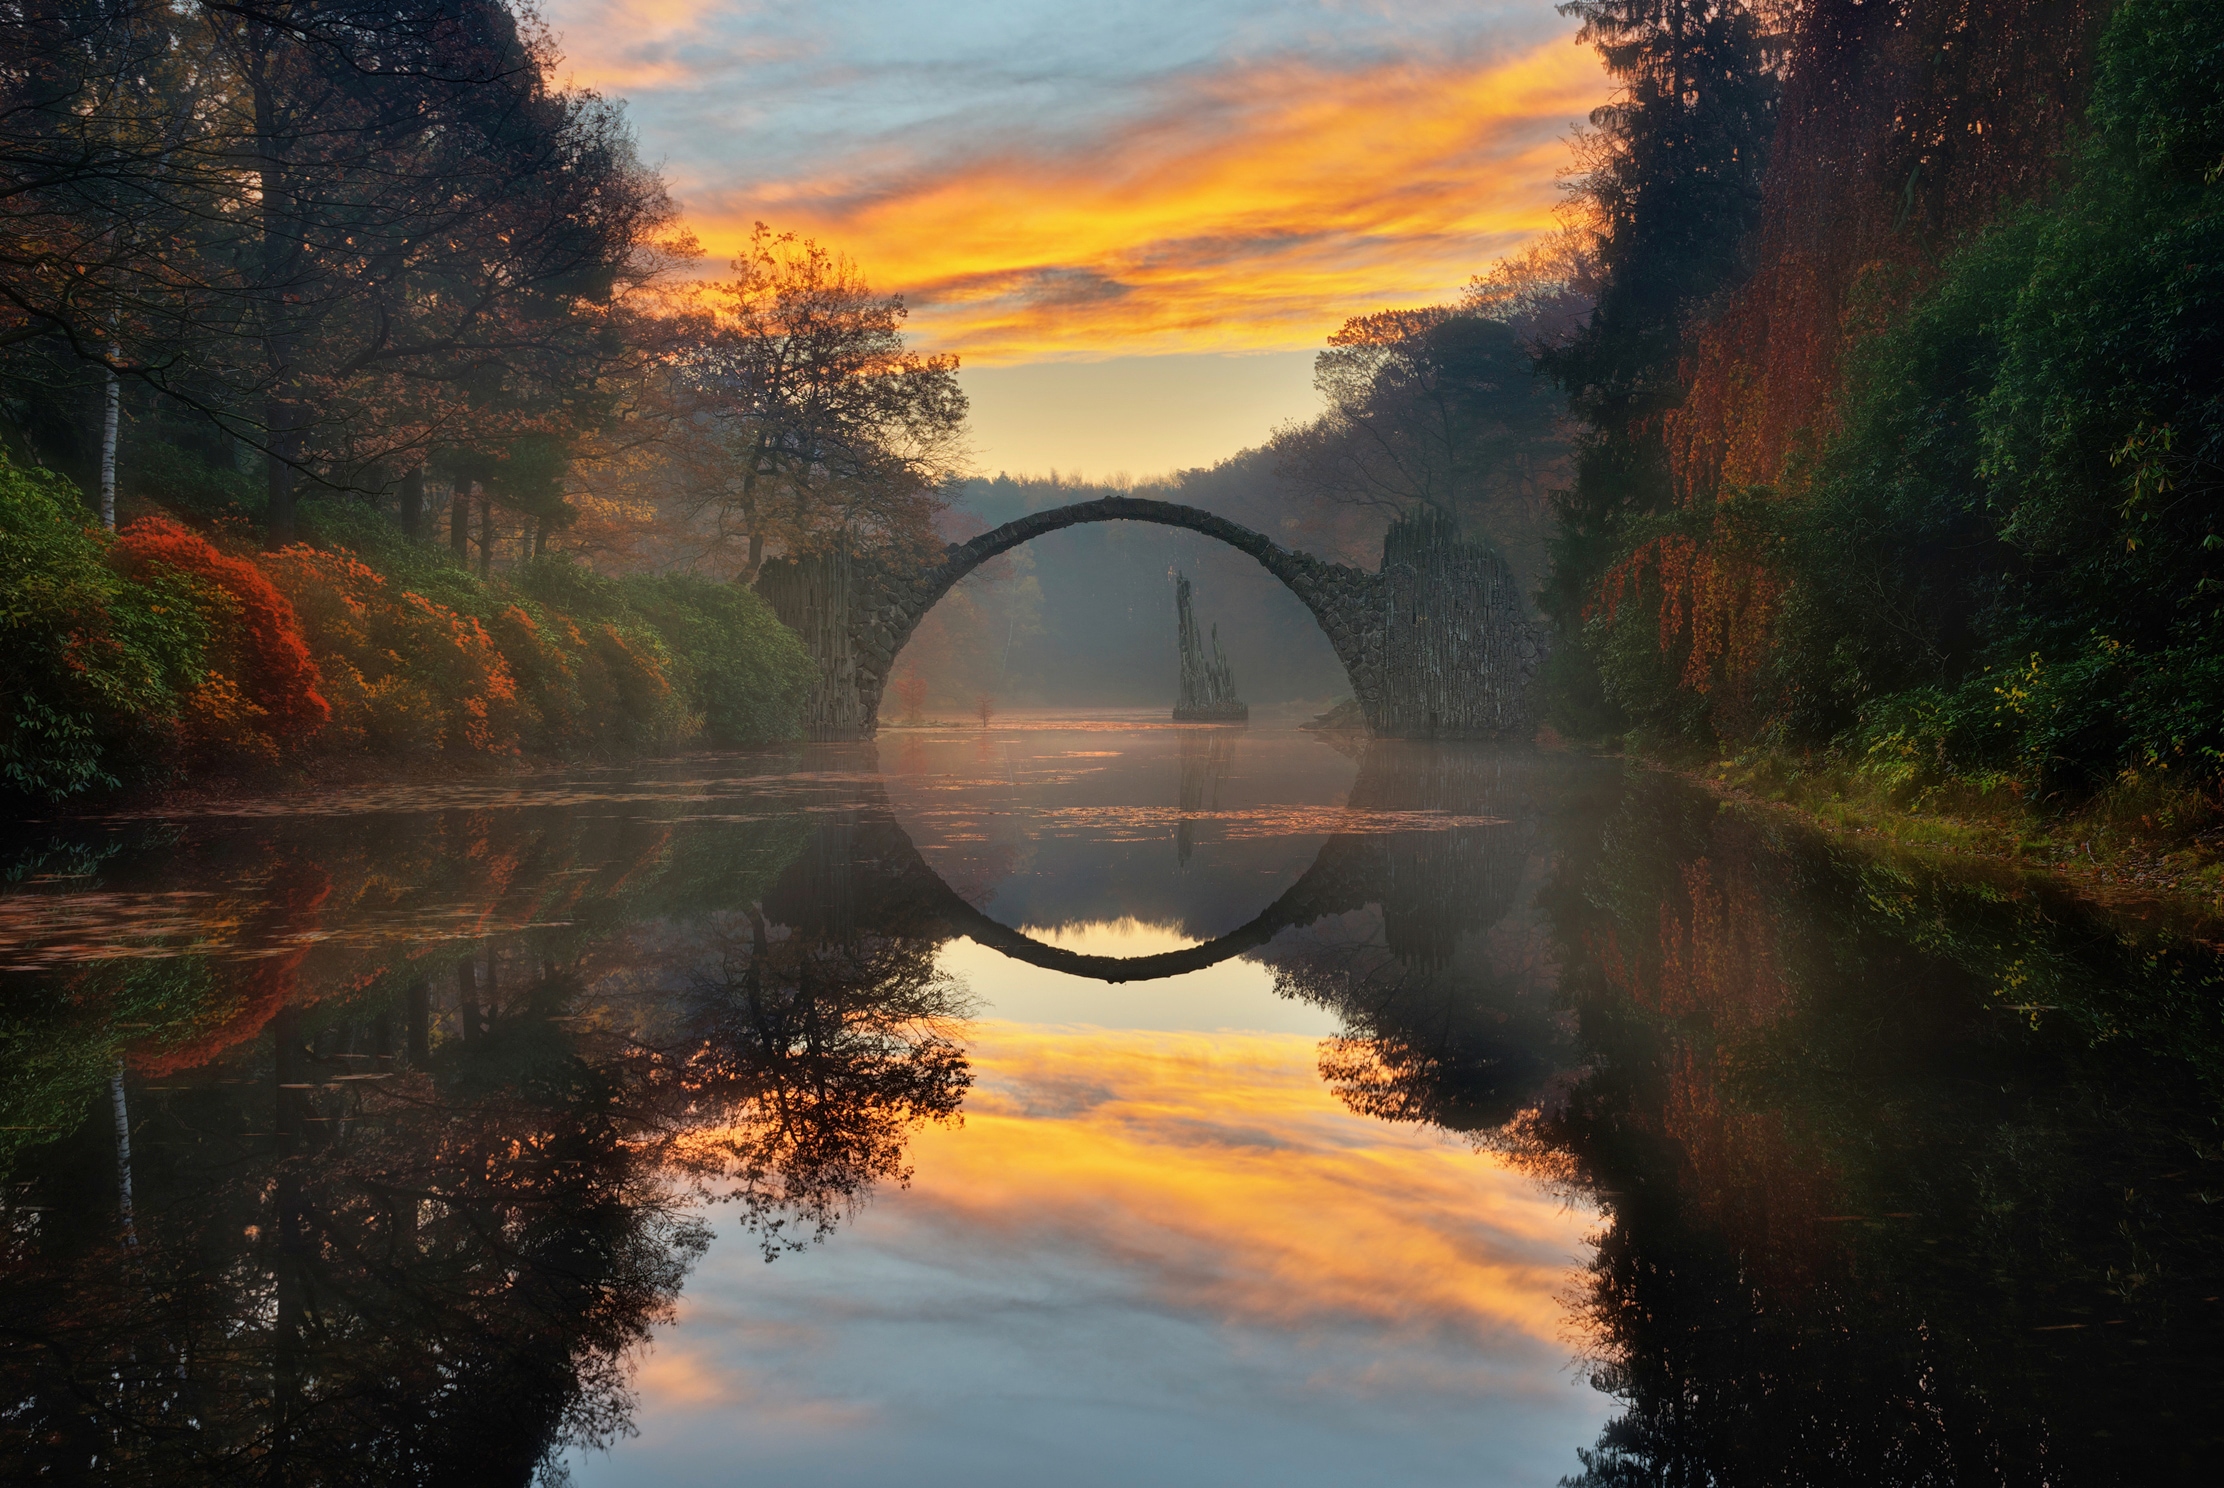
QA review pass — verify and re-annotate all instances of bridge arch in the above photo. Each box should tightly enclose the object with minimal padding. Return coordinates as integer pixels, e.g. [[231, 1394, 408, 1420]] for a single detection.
[[755, 497, 1543, 740], [766, 770, 1530, 985]]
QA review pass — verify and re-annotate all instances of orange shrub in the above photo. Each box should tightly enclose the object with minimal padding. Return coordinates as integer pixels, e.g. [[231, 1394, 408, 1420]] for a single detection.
[[112, 517, 327, 757], [260, 545, 522, 757]]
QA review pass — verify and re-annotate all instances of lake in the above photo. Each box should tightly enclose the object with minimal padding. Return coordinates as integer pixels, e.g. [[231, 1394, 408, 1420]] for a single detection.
[[2, 724, 2218, 1485]]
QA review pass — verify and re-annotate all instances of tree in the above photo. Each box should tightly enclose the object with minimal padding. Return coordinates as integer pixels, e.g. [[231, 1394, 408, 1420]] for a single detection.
[[1540, 0, 1782, 728], [892, 674, 928, 725], [673, 225, 969, 579], [1, 1, 684, 544], [200, 1, 682, 543], [1271, 308, 1568, 599], [1276, 310, 1565, 526]]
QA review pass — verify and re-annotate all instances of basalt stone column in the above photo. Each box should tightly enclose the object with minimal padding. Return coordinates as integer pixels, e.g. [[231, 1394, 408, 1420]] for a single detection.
[[1361, 512, 1544, 741], [757, 550, 873, 739]]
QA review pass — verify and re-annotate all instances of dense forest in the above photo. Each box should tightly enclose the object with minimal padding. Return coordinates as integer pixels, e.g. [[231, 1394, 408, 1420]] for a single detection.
[[887, 0, 2223, 838], [1536, 0, 2221, 836], [0, 1, 958, 796], [5, 0, 2219, 836], [1161, 0, 2215, 853]]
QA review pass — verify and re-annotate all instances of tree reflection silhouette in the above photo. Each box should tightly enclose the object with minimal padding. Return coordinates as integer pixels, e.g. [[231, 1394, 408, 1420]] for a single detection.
[[644, 906, 972, 1258], [0, 783, 972, 1482], [3, 960, 710, 1484], [1526, 780, 2224, 1486], [10, 746, 2222, 1483], [1259, 743, 1575, 1136]]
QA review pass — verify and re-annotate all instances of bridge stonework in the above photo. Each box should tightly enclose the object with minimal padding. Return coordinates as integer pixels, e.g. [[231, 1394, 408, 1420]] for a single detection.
[[755, 496, 1545, 740]]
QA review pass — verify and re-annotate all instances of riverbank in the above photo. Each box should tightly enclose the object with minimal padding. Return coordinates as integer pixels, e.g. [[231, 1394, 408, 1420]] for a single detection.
[[2, 451, 812, 805], [1666, 748, 2224, 932]]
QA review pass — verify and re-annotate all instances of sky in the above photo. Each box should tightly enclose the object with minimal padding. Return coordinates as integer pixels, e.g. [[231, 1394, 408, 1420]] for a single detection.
[[538, 0, 1605, 476], [571, 933, 1607, 1488]]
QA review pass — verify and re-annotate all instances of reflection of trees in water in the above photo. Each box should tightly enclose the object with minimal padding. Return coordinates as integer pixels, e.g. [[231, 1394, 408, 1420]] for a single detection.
[[1260, 743, 1577, 1135], [650, 907, 972, 1258], [20, 749, 2221, 1482], [1219, 750, 2224, 1482], [3, 958, 708, 1484], [0, 785, 972, 1481], [1524, 781, 2224, 1486]]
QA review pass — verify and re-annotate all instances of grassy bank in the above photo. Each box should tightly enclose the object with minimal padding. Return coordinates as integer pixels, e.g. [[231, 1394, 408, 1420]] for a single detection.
[[1669, 747, 2224, 928]]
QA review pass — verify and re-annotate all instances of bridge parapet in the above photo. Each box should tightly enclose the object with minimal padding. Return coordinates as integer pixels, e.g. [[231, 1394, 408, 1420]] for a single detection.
[[756, 497, 1544, 740]]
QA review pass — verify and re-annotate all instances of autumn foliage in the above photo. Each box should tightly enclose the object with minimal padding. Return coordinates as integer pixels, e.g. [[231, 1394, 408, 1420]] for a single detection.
[[259, 545, 524, 756], [1, 446, 808, 799], [1665, 0, 2107, 508], [1556, 0, 2222, 802], [1596, 528, 1785, 704], [111, 517, 330, 758]]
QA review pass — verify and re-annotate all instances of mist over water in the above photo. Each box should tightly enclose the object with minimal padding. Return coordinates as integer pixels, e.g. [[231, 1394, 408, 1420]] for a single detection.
[[2, 729, 2219, 1484], [901, 497, 1355, 717]]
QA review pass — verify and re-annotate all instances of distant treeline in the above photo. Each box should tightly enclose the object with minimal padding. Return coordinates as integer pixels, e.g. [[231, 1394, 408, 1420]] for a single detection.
[[897, 472, 1348, 715], [901, 401, 1565, 713]]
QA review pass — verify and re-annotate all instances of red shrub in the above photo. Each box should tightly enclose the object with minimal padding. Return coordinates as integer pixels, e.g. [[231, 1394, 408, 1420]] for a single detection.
[[113, 518, 328, 743]]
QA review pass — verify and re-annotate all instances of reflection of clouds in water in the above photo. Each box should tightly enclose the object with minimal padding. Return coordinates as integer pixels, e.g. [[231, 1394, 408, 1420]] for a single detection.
[[587, 1020, 1602, 1487], [1018, 918, 1203, 955], [630, 1339, 879, 1428], [944, 1024, 1586, 1343]]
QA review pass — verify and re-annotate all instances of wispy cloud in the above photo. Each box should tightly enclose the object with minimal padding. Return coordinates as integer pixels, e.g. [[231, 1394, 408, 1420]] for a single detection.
[[901, 1021, 1590, 1345], [697, 42, 1601, 362], [546, 1, 1603, 363], [605, 1012, 1605, 1480]]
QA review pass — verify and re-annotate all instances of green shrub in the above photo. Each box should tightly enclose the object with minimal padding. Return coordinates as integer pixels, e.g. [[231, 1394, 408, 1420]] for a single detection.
[[619, 574, 810, 747], [0, 452, 208, 798]]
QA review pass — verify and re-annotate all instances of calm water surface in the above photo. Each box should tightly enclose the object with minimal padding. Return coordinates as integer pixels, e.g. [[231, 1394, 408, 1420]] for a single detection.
[[2, 726, 2219, 1485]]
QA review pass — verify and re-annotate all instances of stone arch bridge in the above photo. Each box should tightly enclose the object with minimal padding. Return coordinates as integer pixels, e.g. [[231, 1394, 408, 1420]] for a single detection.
[[755, 496, 1545, 740]]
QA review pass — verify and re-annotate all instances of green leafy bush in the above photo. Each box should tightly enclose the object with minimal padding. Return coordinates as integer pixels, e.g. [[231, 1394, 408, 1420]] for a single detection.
[[619, 574, 810, 747], [0, 452, 208, 798]]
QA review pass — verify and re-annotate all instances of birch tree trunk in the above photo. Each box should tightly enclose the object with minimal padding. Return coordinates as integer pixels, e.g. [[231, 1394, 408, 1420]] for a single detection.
[[99, 351, 119, 530]]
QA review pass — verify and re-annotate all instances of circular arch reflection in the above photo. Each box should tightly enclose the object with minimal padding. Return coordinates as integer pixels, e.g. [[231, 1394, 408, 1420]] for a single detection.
[[770, 742, 1541, 984]]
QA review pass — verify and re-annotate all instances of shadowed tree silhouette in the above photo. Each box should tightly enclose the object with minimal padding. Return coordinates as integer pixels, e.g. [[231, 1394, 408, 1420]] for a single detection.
[[639, 906, 973, 1258]]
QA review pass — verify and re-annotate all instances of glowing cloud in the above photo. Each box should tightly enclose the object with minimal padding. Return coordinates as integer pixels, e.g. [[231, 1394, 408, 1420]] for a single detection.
[[600, 998, 1606, 1478], [694, 42, 1603, 362], [892, 1021, 1588, 1346], [544, 1, 1606, 364]]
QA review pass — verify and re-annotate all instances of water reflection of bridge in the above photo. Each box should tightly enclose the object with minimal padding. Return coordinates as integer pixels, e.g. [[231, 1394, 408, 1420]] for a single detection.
[[764, 742, 1553, 983]]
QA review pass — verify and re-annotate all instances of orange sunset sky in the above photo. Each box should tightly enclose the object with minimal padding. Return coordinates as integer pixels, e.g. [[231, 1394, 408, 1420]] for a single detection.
[[541, 0, 1607, 476]]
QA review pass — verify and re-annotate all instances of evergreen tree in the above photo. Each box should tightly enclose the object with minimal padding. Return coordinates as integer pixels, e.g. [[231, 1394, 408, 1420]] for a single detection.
[[1543, 0, 1781, 731]]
